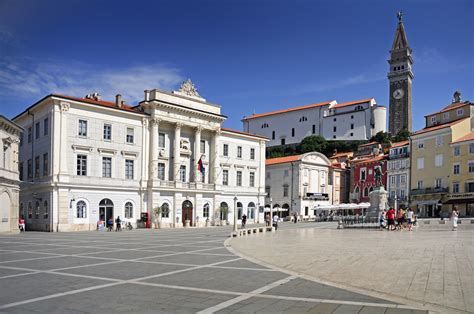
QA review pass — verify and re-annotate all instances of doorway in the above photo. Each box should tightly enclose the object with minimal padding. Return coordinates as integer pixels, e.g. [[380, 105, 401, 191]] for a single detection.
[[182, 200, 193, 225], [99, 198, 114, 225]]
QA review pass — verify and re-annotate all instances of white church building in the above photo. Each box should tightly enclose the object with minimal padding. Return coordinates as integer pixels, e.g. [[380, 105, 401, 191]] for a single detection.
[[13, 80, 267, 232], [242, 98, 386, 146]]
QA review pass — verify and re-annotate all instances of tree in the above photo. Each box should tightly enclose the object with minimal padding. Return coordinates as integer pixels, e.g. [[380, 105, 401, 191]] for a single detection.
[[392, 128, 410, 142], [370, 131, 391, 145], [298, 136, 328, 154]]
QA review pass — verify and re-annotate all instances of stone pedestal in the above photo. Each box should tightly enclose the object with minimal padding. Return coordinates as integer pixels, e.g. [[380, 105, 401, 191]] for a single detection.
[[366, 187, 389, 219]]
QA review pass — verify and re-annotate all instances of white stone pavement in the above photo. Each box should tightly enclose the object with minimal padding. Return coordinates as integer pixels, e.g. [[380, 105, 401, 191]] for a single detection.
[[229, 222, 474, 313]]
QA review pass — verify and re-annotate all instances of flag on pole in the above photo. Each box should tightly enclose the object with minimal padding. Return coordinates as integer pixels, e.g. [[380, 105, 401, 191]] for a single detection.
[[197, 156, 205, 174]]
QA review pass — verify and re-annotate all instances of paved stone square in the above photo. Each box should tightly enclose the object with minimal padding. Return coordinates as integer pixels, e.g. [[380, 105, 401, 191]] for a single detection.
[[0, 224, 426, 313]]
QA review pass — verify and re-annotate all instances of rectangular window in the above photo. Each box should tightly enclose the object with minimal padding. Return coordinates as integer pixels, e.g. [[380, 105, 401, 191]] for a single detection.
[[436, 135, 444, 146], [435, 178, 442, 188], [400, 175, 406, 184], [43, 153, 48, 176], [158, 163, 165, 180], [78, 120, 87, 137], [179, 165, 186, 182], [250, 148, 255, 160], [103, 124, 112, 140], [223, 144, 228, 157], [431, 116, 437, 123], [360, 168, 366, 181], [452, 182, 460, 193], [249, 172, 255, 187], [265, 186, 270, 197], [102, 157, 112, 178], [417, 180, 423, 189], [350, 123, 354, 130], [281, 138, 286, 145], [417, 158, 424, 169], [222, 169, 229, 185], [200, 140, 205, 154], [28, 127, 32, 143], [126, 128, 134, 144], [466, 182, 474, 192], [291, 128, 295, 137], [390, 175, 396, 185], [34, 156, 40, 178], [333, 126, 337, 132], [236, 171, 242, 186], [312, 125, 316, 134], [284, 170, 289, 177], [266, 172, 270, 179], [35, 122, 40, 139], [19, 162, 23, 181], [435, 154, 443, 167], [272, 131, 275, 140], [469, 161, 474, 173], [203, 205, 209, 218], [43, 118, 49, 136], [27, 159, 32, 178], [470, 143, 474, 154], [453, 146, 460, 156], [456, 108, 464, 116], [158, 132, 165, 148], [453, 164, 460, 175], [417, 141, 424, 149], [443, 112, 449, 120], [77, 155, 87, 176], [283, 185, 289, 197], [400, 189, 405, 198], [237, 146, 242, 158], [125, 159, 134, 179]]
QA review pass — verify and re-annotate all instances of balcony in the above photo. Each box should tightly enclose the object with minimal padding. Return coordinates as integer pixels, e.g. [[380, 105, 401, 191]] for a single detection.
[[411, 187, 448, 196], [389, 152, 409, 159], [159, 180, 215, 190]]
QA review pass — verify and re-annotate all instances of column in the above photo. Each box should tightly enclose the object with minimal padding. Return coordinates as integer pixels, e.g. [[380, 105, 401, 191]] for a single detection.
[[58, 103, 69, 179], [148, 118, 159, 180], [173, 123, 182, 181], [211, 129, 220, 185], [193, 127, 202, 182]]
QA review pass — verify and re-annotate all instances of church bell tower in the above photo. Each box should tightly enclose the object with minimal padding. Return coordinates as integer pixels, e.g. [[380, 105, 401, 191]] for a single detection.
[[388, 12, 413, 135]]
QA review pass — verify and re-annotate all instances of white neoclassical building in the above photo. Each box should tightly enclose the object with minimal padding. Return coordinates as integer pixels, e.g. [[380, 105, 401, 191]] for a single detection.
[[387, 140, 410, 209], [264, 152, 334, 219], [0, 115, 22, 233], [242, 98, 386, 146], [13, 80, 267, 231]]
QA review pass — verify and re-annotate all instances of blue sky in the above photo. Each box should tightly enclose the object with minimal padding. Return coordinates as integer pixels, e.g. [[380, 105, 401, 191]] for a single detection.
[[0, 0, 472, 131]]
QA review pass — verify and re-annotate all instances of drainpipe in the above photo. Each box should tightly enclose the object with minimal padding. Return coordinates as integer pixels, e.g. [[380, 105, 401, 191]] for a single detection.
[[291, 162, 294, 215]]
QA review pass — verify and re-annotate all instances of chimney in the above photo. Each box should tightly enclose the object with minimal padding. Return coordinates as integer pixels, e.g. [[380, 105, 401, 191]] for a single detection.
[[144, 90, 150, 102], [115, 94, 123, 108]]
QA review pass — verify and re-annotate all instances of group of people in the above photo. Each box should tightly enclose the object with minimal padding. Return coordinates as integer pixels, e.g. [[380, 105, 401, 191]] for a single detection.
[[97, 216, 122, 231], [264, 213, 280, 230], [380, 207, 415, 231]]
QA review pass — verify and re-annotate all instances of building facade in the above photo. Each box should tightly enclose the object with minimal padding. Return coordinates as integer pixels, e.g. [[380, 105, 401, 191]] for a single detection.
[[410, 92, 473, 217], [387, 141, 410, 209], [350, 155, 388, 204], [0, 116, 22, 233], [14, 80, 267, 231], [388, 12, 413, 135], [265, 152, 333, 218], [242, 98, 386, 146]]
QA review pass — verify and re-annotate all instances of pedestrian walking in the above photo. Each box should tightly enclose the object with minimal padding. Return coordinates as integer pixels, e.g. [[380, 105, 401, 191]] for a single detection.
[[107, 217, 113, 231], [115, 216, 122, 231], [241, 214, 247, 229], [396, 208, 405, 230], [272, 214, 279, 230], [407, 208, 414, 231], [265, 213, 271, 227], [451, 207, 459, 231], [293, 212, 298, 224], [386, 208, 396, 231], [18, 216, 25, 232]]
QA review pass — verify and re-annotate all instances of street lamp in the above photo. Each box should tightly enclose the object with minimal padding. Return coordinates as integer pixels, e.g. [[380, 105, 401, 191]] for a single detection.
[[233, 195, 238, 232]]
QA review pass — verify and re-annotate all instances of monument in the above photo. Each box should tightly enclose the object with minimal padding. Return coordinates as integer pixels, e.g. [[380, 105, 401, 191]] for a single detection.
[[365, 162, 389, 219]]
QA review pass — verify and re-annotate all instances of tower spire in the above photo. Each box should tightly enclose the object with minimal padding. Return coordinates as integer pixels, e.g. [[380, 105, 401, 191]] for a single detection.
[[391, 12, 410, 51]]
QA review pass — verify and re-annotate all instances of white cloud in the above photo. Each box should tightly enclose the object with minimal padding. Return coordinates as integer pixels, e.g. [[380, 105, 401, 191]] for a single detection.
[[0, 57, 184, 104]]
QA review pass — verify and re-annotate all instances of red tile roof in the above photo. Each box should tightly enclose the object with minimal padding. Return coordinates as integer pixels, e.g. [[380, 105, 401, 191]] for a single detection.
[[358, 141, 378, 147], [332, 98, 374, 109], [353, 155, 386, 164], [221, 127, 269, 139], [390, 140, 409, 148], [242, 101, 333, 120], [412, 118, 469, 136], [52, 94, 144, 114], [424, 102, 471, 117], [451, 132, 474, 144], [266, 155, 301, 166], [331, 151, 354, 158]]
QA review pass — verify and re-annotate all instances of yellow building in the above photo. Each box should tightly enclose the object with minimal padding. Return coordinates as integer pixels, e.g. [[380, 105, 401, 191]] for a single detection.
[[410, 92, 473, 217]]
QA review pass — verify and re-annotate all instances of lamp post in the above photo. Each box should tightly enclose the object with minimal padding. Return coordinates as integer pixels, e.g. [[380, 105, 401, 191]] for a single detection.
[[233, 195, 238, 232]]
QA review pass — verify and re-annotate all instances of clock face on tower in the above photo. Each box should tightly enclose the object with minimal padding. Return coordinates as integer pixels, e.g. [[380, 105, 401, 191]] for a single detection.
[[393, 88, 404, 99]]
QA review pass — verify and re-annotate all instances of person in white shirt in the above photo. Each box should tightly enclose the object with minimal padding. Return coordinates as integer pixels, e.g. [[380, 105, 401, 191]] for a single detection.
[[407, 208, 414, 231], [451, 207, 459, 231], [272, 214, 279, 230]]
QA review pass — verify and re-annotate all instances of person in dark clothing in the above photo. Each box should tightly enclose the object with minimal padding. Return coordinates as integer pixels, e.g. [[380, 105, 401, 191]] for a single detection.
[[241, 214, 247, 229], [115, 216, 122, 231], [107, 218, 113, 231]]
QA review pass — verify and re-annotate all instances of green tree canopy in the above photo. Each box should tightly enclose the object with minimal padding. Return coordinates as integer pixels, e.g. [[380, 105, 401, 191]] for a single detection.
[[298, 135, 328, 154]]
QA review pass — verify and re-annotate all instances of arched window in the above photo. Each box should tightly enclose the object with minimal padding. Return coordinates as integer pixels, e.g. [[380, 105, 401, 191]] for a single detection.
[[247, 202, 255, 219], [35, 201, 40, 219], [220, 202, 228, 221], [237, 202, 243, 219], [203, 203, 210, 218], [161, 203, 170, 218], [43, 200, 49, 219], [354, 186, 360, 194], [355, 105, 363, 111], [125, 202, 133, 218], [27, 202, 32, 219], [76, 200, 87, 218], [363, 187, 369, 197], [299, 116, 307, 122], [369, 186, 374, 193]]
